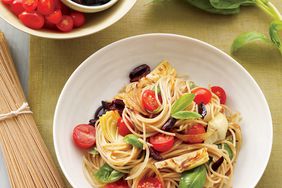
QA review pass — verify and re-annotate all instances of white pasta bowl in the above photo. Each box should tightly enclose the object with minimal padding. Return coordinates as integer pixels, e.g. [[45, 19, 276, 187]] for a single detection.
[[54, 33, 272, 188]]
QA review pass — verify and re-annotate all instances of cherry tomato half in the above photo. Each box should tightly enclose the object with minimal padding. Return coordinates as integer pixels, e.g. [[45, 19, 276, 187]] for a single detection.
[[142, 90, 161, 112], [211, 86, 227, 104], [117, 117, 131, 137], [72, 124, 96, 149], [70, 11, 85, 27], [18, 12, 44, 29], [37, 0, 55, 15], [56, 15, 73, 32], [105, 180, 129, 188], [11, 0, 25, 16], [46, 9, 62, 24], [22, 0, 38, 12], [149, 133, 174, 152], [191, 87, 212, 105], [185, 124, 206, 144], [138, 177, 162, 188]]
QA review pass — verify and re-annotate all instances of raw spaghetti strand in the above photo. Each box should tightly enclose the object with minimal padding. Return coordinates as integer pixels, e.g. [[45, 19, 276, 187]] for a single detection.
[[0, 33, 65, 188]]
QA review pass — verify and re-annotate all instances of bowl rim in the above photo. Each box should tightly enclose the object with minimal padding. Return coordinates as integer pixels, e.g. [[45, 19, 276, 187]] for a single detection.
[[62, 0, 119, 12], [53, 33, 273, 187], [0, 0, 136, 39]]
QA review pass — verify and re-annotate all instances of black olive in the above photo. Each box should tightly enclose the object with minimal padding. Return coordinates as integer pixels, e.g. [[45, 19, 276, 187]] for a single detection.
[[88, 118, 97, 126], [129, 64, 151, 82], [102, 101, 112, 110], [198, 102, 207, 118], [79, 0, 110, 6], [161, 117, 177, 131], [94, 105, 107, 119], [212, 156, 224, 171], [149, 147, 163, 161]]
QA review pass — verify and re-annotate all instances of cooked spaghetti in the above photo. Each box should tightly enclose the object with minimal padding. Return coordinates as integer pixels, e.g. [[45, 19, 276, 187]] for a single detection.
[[72, 61, 242, 188]]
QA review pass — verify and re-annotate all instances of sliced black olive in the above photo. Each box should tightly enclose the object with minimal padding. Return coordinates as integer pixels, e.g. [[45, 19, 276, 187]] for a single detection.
[[88, 118, 97, 126], [212, 156, 224, 171], [101, 101, 112, 110], [198, 102, 207, 118], [161, 117, 177, 131], [149, 147, 163, 161], [94, 105, 107, 119], [129, 64, 151, 82]]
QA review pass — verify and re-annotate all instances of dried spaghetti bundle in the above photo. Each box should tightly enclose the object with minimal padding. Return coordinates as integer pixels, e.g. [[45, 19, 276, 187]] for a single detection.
[[0, 33, 65, 188]]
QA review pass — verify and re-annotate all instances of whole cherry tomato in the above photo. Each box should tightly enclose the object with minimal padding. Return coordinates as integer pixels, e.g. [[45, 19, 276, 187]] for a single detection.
[[10, 0, 25, 16], [70, 11, 85, 27], [56, 15, 73, 32], [46, 9, 62, 24], [37, 0, 55, 15], [22, 0, 38, 12], [18, 12, 44, 29]]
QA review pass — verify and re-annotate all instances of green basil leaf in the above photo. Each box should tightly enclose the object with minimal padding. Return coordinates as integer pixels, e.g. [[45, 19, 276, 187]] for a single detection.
[[269, 20, 282, 54], [209, 0, 255, 9], [231, 32, 270, 53], [123, 134, 143, 149], [171, 111, 201, 120], [179, 165, 207, 188], [185, 0, 240, 15], [94, 163, 124, 183], [171, 93, 195, 115], [218, 143, 233, 159]]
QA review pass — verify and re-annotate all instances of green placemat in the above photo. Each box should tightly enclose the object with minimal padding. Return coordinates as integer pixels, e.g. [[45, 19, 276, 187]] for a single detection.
[[29, 0, 282, 187]]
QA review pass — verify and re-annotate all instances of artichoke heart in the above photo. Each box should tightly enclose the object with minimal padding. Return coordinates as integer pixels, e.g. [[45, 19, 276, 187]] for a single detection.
[[99, 110, 120, 143], [205, 113, 228, 144], [154, 148, 209, 173]]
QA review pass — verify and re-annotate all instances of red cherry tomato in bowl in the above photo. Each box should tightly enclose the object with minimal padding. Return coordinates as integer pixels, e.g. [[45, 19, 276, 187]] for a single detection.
[[142, 90, 161, 112], [1, 0, 13, 5], [56, 15, 73, 32], [105, 180, 129, 188], [149, 133, 174, 152], [18, 12, 44, 29], [46, 9, 62, 24], [185, 124, 206, 144], [211, 86, 227, 104], [37, 0, 55, 15], [72, 124, 96, 149], [138, 177, 162, 188], [22, 0, 38, 12], [70, 11, 85, 27], [11, 0, 25, 16], [117, 117, 132, 136], [191, 87, 212, 104]]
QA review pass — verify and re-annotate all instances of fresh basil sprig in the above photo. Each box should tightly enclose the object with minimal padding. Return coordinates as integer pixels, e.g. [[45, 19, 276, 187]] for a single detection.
[[179, 165, 207, 188], [231, 32, 270, 53], [94, 163, 124, 183], [156, 0, 282, 55], [171, 93, 201, 120], [269, 20, 282, 53]]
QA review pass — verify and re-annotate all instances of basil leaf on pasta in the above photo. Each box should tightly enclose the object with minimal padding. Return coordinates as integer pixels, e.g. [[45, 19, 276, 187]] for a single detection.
[[179, 165, 207, 188], [172, 111, 201, 120], [124, 134, 143, 149], [94, 163, 124, 183], [171, 93, 195, 115]]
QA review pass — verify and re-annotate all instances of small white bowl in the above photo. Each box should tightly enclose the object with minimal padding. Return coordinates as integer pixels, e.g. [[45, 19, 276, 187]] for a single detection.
[[61, 0, 119, 13], [0, 0, 135, 39]]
